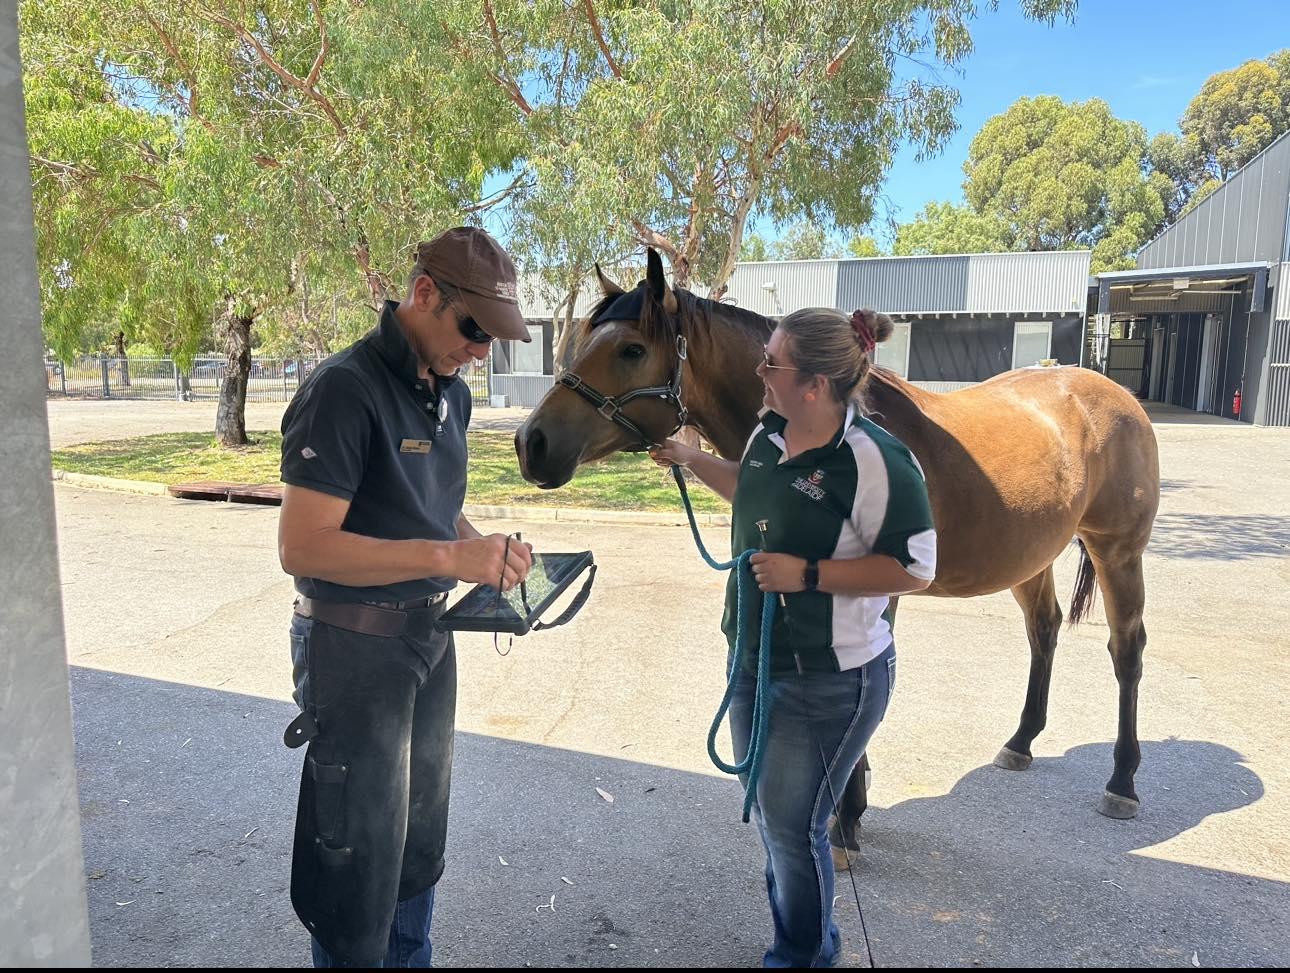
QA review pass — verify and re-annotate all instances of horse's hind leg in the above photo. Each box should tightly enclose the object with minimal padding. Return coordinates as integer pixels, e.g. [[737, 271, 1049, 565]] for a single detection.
[[995, 565, 1063, 771], [1083, 542, 1148, 819]]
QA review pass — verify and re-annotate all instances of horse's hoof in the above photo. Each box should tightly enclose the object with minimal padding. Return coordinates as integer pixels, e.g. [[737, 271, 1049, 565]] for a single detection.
[[993, 746, 1033, 771], [831, 843, 854, 872], [1097, 791, 1140, 819]]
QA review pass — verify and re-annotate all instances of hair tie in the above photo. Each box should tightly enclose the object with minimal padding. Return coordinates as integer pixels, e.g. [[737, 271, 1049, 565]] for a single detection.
[[850, 310, 876, 354]]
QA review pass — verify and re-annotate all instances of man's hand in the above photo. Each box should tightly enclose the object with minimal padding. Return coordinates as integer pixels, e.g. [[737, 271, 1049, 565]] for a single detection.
[[451, 534, 534, 591]]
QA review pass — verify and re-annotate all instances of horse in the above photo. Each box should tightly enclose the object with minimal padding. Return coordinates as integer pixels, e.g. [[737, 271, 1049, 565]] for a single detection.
[[515, 249, 1160, 856]]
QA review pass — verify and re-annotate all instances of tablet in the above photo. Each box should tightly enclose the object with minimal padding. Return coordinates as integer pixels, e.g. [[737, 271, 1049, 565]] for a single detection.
[[435, 551, 596, 635]]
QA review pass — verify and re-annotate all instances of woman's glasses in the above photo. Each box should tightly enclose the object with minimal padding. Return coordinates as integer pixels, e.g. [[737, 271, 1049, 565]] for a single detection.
[[762, 347, 800, 372]]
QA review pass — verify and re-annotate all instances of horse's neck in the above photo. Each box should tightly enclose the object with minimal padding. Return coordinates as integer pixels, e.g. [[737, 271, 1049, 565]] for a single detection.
[[683, 311, 769, 459]]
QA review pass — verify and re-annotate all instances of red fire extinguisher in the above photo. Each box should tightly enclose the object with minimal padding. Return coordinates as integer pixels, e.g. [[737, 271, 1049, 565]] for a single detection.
[[1232, 387, 1242, 419]]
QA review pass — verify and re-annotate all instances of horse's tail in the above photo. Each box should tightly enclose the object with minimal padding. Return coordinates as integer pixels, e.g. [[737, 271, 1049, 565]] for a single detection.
[[1068, 538, 1098, 625]]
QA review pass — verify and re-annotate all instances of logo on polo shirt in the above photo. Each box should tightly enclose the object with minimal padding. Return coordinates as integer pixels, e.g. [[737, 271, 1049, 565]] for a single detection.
[[792, 475, 827, 502], [300, 447, 317, 459], [809, 469, 825, 484], [749, 459, 764, 468]]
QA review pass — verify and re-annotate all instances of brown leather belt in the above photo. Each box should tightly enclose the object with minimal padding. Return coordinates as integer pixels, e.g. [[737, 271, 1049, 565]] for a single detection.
[[293, 593, 446, 638]]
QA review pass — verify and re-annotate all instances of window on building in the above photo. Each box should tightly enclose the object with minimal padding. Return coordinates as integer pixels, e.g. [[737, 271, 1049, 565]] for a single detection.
[[874, 321, 911, 377], [1012, 321, 1052, 368], [510, 325, 546, 374]]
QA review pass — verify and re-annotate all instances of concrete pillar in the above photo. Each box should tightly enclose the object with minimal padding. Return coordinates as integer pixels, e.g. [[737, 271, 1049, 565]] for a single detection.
[[0, 5, 93, 965]]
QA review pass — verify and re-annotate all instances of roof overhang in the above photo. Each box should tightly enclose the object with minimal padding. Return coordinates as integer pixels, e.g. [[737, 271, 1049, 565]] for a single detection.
[[1092, 262, 1270, 315]]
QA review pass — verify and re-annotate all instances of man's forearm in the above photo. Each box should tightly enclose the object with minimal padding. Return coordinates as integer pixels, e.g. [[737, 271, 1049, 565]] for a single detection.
[[282, 527, 457, 588]]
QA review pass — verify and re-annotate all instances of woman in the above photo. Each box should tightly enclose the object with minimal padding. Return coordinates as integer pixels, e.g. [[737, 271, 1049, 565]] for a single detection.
[[650, 308, 937, 968]]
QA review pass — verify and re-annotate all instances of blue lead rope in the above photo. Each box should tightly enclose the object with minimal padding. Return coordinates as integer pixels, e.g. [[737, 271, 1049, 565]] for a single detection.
[[670, 464, 775, 823]]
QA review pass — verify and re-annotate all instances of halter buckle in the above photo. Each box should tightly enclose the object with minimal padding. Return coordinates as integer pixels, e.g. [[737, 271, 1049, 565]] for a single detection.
[[558, 373, 583, 391], [597, 399, 621, 420]]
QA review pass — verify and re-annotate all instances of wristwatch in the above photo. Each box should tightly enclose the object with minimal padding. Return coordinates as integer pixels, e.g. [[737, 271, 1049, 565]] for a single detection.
[[802, 559, 819, 592]]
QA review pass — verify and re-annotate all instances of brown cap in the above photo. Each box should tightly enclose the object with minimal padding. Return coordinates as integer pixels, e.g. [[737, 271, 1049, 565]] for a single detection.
[[415, 226, 530, 342]]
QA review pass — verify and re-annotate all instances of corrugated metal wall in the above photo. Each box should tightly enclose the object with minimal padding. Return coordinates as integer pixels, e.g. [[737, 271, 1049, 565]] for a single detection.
[[835, 251, 1090, 315], [1276, 266, 1290, 322], [723, 260, 839, 317], [1138, 131, 1290, 272], [1265, 320, 1290, 426]]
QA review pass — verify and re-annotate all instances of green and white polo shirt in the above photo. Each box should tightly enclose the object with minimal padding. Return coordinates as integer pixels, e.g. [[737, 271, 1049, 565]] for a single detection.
[[721, 404, 937, 673]]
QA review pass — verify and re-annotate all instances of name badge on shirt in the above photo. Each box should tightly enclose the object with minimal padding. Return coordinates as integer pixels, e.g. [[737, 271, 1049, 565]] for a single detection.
[[400, 438, 433, 454]]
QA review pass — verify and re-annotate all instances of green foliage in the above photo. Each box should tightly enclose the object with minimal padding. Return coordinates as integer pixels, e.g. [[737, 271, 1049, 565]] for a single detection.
[[438, 0, 1076, 295], [889, 96, 1163, 271], [740, 233, 772, 262], [1151, 50, 1290, 219], [846, 235, 884, 258], [961, 96, 1165, 270], [768, 222, 846, 260], [893, 200, 1010, 256]]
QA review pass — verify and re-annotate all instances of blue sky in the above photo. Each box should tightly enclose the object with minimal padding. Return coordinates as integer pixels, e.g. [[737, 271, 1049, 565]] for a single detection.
[[851, 0, 1280, 244]]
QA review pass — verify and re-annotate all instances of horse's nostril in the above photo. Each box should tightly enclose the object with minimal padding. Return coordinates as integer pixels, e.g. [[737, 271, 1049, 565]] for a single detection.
[[528, 428, 547, 467]]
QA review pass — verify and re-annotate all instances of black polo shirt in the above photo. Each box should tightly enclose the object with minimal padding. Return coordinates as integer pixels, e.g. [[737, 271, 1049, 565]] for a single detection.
[[280, 300, 473, 604]]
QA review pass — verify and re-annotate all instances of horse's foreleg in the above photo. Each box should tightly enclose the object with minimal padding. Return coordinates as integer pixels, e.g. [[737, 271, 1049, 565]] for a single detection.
[[829, 752, 870, 871], [995, 565, 1063, 771]]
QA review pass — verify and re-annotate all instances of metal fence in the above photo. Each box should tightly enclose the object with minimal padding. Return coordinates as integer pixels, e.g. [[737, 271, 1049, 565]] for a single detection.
[[44, 355, 493, 406]]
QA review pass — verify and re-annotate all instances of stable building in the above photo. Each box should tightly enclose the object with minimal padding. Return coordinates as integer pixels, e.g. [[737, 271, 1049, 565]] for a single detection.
[[1092, 130, 1290, 425], [725, 251, 1090, 389]]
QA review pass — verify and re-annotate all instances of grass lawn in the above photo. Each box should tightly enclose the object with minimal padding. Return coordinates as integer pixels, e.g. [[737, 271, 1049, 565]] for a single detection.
[[50, 430, 729, 513]]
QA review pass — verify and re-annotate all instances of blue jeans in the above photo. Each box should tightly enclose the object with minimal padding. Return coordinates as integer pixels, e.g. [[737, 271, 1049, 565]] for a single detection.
[[310, 886, 435, 968], [729, 644, 896, 968]]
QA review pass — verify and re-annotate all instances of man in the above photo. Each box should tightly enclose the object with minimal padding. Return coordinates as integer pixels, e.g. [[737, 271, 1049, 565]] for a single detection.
[[278, 226, 534, 967]]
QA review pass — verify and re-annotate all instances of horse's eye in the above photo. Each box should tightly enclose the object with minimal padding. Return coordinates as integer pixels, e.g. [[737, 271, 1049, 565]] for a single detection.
[[621, 344, 646, 360]]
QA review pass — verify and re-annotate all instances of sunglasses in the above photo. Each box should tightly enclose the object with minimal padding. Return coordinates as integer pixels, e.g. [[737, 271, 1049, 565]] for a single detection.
[[762, 346, 800, 372], [457, 313, 494, 345], [445, 294, 494, 345]]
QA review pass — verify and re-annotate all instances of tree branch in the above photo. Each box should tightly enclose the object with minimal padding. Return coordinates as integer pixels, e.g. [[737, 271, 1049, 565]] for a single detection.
[[142, 11, 217, 132], [630, 220, 679, 263], [30, 155, 162, 193], [484, 0, 533, 115], [198, 3, 347, 136], [303, 0, 328, 89], [582, 1, 622, 79], [461, 172, 532, 213], [824, 36, 857, 79]]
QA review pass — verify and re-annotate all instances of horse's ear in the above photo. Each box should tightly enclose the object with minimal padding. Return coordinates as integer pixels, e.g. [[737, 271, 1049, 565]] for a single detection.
[[594, 263, 625, 297], [645, 248, 679, 314]]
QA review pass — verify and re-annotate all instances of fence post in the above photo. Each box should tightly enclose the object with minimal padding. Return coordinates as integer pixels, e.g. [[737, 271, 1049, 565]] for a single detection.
[[60, 362, 67, 396], [100, 358, 111, 398]]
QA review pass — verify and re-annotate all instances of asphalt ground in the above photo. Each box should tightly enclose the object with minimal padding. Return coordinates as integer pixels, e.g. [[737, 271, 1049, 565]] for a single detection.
[[47, 399, 1290, 967]]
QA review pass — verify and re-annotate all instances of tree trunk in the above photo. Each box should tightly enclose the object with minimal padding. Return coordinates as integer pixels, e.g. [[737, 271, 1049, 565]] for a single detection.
[[216, 314, 253, 447], [552, 285, 580, 374], [113, 330, 131, 387]]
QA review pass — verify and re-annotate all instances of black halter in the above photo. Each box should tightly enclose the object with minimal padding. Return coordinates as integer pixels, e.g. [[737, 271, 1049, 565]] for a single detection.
[[556, 330, 689, 450]]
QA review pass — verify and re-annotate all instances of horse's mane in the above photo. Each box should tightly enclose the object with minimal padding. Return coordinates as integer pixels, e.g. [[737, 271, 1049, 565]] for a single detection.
[[580, 282, 774, 349]]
